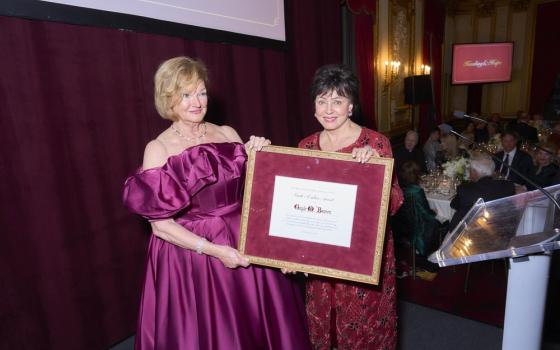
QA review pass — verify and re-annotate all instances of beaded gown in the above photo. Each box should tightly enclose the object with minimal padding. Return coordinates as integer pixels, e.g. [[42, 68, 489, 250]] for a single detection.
[[299, 128, 403, 350], [123, 142, 311, 350]]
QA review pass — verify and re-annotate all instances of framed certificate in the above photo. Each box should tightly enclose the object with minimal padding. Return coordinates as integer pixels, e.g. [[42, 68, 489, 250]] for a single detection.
[[238, 146, 394, 285]]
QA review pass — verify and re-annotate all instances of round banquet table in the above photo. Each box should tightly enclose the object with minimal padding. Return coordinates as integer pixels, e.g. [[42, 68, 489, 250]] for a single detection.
[[425, 191, 456, 223]]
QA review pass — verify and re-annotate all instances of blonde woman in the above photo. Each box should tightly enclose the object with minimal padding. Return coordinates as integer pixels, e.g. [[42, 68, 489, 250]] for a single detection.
[[123, 57, 311, 350]]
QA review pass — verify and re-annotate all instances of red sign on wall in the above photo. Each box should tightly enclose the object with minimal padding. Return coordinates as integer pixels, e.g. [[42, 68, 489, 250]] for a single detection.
[[452, 42, 513, 84]]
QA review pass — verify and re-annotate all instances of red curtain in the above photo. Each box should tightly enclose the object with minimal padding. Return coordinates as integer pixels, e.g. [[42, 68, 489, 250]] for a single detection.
[[529, 1, 560, 114], [0, 1, 341, 349], [347, 0, 376, 129], [419, 0, 445, 141], [354, 12, 377, 129]]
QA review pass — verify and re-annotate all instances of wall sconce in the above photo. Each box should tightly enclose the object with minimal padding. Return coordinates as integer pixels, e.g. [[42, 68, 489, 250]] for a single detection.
[[419, 64, 431, 75], [383, 60, 401, 92]]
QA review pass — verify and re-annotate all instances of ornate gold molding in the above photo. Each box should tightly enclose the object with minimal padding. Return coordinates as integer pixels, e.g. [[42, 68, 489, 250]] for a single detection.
[[476, 1, 497, 16], [388, 0, 414, 130], [510, 0, 530, 11]]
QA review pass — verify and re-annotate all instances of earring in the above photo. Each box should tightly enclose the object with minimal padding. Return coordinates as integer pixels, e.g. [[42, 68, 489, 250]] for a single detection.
[[349, 111, 353, 116]]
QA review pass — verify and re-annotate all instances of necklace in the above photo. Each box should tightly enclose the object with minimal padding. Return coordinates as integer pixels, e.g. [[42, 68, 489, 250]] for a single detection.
[[171, 123, 207, 142]]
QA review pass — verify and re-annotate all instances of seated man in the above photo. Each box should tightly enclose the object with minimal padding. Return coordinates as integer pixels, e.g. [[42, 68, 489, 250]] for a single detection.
[[450, 154, 515, 231], [423, 127, 441, 172], [494, 130, 535, 187], [394, 130, 426, 173], [509, 110, 539, 144]]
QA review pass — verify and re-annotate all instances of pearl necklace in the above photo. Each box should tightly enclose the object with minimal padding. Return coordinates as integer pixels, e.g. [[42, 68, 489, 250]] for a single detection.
[[171, 123, 207, 142]]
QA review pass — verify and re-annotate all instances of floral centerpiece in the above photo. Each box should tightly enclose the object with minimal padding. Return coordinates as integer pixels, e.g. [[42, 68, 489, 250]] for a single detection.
[[442, 157, 470, 182], [488, 133, 503, 152]]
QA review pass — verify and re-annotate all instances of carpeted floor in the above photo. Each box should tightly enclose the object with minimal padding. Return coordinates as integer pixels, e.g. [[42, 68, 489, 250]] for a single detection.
[[396, 249, 508, 327]]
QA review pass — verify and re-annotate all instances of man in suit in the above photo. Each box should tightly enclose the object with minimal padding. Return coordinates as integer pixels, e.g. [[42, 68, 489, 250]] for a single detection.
[[509, 111, 539, 143], [450, 154, 516, 231], [394, 130, 427, 173], [494, 130, 535, 187]]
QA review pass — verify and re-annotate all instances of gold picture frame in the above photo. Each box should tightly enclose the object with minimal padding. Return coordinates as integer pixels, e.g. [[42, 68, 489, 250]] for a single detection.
[[238, 145, 394, 285]]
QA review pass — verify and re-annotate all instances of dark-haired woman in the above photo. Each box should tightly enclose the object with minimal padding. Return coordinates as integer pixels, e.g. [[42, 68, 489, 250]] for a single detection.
[[533, 143, 559, 188], [299, 64, 403, 350], [393, 161, 439, 262]]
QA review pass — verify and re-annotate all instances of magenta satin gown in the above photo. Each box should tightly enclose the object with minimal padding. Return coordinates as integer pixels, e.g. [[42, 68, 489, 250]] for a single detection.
[[123, 142, 311, 350]]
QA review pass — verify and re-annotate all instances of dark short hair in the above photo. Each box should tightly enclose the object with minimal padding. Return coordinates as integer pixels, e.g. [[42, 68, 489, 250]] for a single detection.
[[310, 64, 360, 108], [501, 130, 519, 140], [398, 161, 422, 187]]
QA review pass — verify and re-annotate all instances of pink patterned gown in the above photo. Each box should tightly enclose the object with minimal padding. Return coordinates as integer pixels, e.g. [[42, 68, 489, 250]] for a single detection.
[[299, 128, 404, 350]]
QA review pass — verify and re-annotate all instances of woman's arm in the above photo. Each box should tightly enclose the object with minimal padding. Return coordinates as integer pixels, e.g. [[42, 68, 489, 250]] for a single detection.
[[150, 219, 249, 268], [142, 138, 249, 269]]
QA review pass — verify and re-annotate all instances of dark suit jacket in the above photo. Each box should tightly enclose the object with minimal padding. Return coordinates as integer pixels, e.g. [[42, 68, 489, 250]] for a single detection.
[[494, 149, 534, 186], [533, 163, 559, 188], [511, 122, 539, 143], [394, 147, 426, 173], [449, 176, 515, 231]]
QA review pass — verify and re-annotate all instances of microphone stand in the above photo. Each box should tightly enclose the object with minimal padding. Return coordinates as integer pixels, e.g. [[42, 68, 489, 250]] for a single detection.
[[450, 130, 560, 212], [458, 113, 488, 124]]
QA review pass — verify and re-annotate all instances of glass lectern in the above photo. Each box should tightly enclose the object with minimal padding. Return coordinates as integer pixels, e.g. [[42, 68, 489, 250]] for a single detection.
[[429, 184, 560, 350]]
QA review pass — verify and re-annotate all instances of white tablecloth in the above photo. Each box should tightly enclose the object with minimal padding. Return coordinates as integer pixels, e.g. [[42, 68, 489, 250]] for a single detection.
[[426, 192, 456, 223]]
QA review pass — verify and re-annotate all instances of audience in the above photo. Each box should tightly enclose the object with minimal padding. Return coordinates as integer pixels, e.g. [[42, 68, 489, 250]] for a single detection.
[[394, 130, 426, 173], [393, 161, 440, 271], [489, 112, 503, 130], [460, 121, 476, 148], [474, 120, 489, 143], [436, 133, 468, 166], [530, 112, 548, 130], [488, 122, 501, 140], [547, 122, 560, 149], [494, 130, 534, 187], [532, 143, 559, 188], [449, 154, 516, 231], [423, 127, 441, 172], [509, 110, 539, 144]]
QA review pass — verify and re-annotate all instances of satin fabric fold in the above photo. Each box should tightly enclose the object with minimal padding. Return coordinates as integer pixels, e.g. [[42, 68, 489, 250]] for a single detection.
[[123, 142, 311, 350]]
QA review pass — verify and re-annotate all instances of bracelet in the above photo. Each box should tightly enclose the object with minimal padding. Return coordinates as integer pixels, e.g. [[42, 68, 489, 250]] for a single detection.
[[195, 237, 207, 255]]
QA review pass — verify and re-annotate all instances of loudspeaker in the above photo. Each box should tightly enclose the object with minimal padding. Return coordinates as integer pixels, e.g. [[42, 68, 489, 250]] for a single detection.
[[404, 75, 432, 105]]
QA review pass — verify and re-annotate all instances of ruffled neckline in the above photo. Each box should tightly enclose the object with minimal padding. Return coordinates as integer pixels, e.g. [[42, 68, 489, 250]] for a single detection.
[[137, 142, 245, 174]]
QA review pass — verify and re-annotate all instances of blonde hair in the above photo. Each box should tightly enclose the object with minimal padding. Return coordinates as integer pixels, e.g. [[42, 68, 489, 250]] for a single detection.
[[442, 134, 458, 158], [154, 56, 209, 120]]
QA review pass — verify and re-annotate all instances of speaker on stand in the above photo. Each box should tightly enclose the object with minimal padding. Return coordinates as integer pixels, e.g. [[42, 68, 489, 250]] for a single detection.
[[404, 74, 433, 131]]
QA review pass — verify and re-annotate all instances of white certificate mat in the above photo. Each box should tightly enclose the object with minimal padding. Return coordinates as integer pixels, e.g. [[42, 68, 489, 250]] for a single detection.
[[268, 176, 357, 247]]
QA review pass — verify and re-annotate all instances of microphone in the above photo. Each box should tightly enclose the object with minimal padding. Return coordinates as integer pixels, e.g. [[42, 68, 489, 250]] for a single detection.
[[453, 110, 488, 124], [449, 130, 560, 212]]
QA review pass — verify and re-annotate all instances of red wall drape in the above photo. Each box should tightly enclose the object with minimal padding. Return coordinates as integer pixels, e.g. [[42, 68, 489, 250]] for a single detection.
[[529, 1, 560, 114], [354, 12, 376, 129], [419, 0, 445, 141], [348, 0, 377, 129], [0, 2, 341, 349]]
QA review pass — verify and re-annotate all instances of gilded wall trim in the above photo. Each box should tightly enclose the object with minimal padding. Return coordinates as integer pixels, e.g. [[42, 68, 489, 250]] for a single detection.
[[388, 0, 413, 131]]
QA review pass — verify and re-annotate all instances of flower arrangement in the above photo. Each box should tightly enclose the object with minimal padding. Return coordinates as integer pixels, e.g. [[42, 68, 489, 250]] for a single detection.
[[442, 157, 470, 182], [488, 133, 503, 152]]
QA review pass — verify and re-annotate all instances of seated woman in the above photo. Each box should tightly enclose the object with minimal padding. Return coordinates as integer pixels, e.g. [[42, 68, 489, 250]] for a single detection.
[[393, 161, 440, 268], [436, 133, 468, 166], [532, 142, 559, 188], [461, 121, 476, 148]]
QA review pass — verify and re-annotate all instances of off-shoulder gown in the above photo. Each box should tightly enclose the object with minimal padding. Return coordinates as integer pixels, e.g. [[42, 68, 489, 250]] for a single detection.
[[123, 142, 311, 350]]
